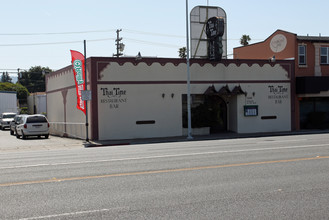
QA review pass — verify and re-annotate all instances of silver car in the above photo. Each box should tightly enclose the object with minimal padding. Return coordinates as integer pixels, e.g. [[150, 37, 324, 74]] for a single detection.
[[10, 114, 26, 135], [0, 112, 17, 130], [16, 114, 49, 139]]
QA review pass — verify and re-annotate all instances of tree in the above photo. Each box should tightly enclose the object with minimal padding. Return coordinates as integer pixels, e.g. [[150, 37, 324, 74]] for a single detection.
[[0, 82, 29, 105], [19, 66, 52, 93], [240, 35, 251, 46], [14, 83, 30, 105], [178, 47, 187, 58], [1, 72, 12, 83], [0, 82, 15, 91]]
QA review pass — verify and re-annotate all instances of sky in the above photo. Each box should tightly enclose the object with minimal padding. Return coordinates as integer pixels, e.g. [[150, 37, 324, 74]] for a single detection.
[[1, 0, 329, 78]]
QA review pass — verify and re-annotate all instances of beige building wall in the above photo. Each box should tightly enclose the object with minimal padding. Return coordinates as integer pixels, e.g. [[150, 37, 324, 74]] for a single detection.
[[46, 58, 293, 141], [46, 67, 87, 139], [95, 60, 292, 140], [235, 83, 291, 133]]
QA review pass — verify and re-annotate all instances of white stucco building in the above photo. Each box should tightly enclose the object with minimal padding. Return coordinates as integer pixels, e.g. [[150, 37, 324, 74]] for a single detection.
[[46, 58, 295, 141], [27, 92, 47, 115]]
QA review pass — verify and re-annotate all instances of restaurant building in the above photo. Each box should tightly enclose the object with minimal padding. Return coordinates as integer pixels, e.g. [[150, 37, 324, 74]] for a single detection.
[[46, 57, 294, 141]]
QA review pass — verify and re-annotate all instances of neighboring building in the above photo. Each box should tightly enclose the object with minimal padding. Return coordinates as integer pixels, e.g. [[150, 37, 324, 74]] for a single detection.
[[46, 57, 294, 141], [27, 92, 47, 115], [0, 91, 18, 114], [234, 29, 329, 130]]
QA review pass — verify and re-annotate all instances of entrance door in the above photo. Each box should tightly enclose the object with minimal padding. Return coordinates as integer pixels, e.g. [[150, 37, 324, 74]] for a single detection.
[[204, 95, 227, 133], [182, 94, 228, 133]]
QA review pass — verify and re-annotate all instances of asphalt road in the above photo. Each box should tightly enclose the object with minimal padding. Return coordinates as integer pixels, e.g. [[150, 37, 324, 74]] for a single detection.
[[1, 132, 329, 219]]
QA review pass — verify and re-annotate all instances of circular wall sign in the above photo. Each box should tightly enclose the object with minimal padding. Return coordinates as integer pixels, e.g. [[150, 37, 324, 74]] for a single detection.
[[270, 34, 287, 53]]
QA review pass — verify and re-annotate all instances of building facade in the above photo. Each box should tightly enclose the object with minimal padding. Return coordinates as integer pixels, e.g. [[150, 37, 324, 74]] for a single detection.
[[234, 30, 329, 130], [46, 58, 294, 141], [27, 92, 47, 115], [0, 91, 17, 114]]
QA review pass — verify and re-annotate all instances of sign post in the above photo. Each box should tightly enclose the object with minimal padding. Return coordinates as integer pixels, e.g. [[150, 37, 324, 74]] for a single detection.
[[84, 40, 89, 142], [186, 0, 193, 140], [70, 42, 89, 142]]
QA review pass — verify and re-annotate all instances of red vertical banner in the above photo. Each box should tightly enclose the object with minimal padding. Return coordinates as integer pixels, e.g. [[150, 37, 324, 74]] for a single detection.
[[70, 50, 86, 115]]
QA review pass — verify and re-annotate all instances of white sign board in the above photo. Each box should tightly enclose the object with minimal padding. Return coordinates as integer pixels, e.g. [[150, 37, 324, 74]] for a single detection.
[[190, 6, 227, 59]]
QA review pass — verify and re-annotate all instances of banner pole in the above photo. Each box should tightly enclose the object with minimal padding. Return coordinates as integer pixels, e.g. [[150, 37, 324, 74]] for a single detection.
[[84, 40, 89, 142]]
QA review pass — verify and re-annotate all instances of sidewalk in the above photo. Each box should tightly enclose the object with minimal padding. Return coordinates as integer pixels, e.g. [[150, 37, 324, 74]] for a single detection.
[[84, 129, 329, 148]]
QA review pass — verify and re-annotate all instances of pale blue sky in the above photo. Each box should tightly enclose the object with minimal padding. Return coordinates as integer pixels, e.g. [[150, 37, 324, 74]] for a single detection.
[[1, 0, 328, 74]]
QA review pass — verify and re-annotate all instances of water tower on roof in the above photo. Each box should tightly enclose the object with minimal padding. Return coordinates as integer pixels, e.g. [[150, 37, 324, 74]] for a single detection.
[[190, 6, 227, 59]]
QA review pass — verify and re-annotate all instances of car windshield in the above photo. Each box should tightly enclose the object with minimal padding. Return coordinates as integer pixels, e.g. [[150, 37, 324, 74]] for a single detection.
[[26, 116, 47, 123], [3, 114, 16, 119]]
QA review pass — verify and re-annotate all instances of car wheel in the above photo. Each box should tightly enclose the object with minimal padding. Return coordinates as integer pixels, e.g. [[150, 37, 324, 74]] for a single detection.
[[16, 133, 20, 139], [45, 134, 49, 139], [22, 132, 27, 140], [10, 129, 14, 135]]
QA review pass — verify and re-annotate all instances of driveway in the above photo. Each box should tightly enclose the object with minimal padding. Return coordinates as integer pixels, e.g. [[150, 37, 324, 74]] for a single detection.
[[0, 128, 84, 152]]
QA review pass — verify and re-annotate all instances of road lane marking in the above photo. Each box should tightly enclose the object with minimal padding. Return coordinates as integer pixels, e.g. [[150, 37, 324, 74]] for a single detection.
[[1, 155, 329, 188], [1, 143, 329, 170], [19, 209, 112, 220]]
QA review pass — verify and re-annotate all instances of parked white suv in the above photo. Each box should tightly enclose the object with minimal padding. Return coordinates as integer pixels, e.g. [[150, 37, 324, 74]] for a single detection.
[[0, 112, 17, 130], [16, 114, 49, 139]]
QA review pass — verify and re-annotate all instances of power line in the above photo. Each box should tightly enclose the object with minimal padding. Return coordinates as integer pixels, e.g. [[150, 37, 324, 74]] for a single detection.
[[0, 29, 117, 36], [125, 38, 181, 48], [123, 29, 185, 39], [0, 38, 262, 47], [0, 27, 265, 41], [0, 27, 265, 50], [0, 28, 183, 38], [0, 41, 82, 47], [0, 37, 179, 48], [0, 69, 27, 71], [123, 29, 264, 41], [0, 38, 115, 47]]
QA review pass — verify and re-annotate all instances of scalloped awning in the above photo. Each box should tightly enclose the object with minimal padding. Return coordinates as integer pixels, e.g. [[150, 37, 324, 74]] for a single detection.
[[204, 85, 246, 96], [231, 85, 246, 95]]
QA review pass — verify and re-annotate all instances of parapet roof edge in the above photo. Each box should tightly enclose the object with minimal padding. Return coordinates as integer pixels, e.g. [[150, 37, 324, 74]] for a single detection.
[[47, 57, 294, 80], [89, 56, 292, 67]]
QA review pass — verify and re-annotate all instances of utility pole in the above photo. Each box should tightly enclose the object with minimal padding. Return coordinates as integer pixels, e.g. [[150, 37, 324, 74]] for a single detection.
[[17, 68, 20, 83], [113, 29, 125, 57], [186, 0, 193, 140]]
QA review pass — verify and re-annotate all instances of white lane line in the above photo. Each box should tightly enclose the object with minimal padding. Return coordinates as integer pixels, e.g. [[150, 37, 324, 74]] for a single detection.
[[19, 208, 112, 220], [2, 143, 329, 170]]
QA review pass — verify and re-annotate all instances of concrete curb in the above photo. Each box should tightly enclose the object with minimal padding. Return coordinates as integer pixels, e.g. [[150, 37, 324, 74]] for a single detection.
[[83, 130, 329, 148]]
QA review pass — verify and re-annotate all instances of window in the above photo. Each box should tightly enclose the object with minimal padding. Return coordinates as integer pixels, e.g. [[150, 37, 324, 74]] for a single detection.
[[3, 114, 16, 119], [298, 45, 306, 65], [26, 116, 48, 123], [321, 47, 329, 64]]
